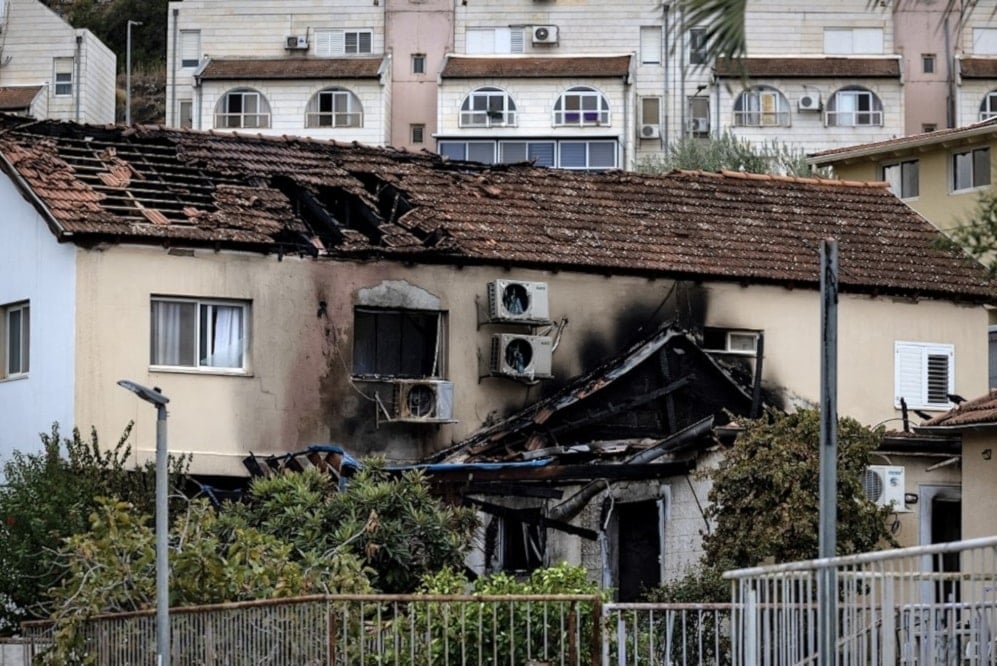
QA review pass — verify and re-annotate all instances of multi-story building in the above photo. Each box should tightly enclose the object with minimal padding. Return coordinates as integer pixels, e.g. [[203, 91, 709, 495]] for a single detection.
[[0, 0, 115, 124], [165, 1, 994, 169]]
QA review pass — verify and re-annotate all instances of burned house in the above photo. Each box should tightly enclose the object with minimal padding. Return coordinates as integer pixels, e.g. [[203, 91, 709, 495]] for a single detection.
[[0, 116, 992, 581]]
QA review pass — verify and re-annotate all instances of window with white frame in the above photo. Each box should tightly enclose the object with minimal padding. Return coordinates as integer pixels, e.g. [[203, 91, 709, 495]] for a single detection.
[[733, 86, 790, 127], [2, 301, 29, 378], [214, 88, 270, 129], [952, 146, 990, 191], [306, 87, 363, 128], [553, 87, 610, 127], [895, 341, 953, 410], [180, 30, 201, 68], [459, 87, 517, 127], [688, 96, 710, 136], [53, 58, 73, 97], [353, 307, 444, 378], [881, 159, 919, 199], [150, 297, 249, 371], [641, 96, 661, 128], [313, 29, 373, 57], [826, 87, 883, 127], [178, 99, 193, 129], [703, 327, 760, 355], [466, 27, 525, 54], [823, 27, 884, 54], [980, 90, 997, 121], [688, 27, 708, 65], [640, 26, 662, 65]]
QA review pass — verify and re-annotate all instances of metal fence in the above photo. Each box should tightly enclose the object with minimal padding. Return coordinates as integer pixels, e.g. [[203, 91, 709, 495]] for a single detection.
[[602, 603, 733, 666], [725, 535, 997, 666]]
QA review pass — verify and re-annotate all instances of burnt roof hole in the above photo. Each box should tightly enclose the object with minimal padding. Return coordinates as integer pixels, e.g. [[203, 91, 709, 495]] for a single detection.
[[269, 174, 346, 249], [348, 171, 414, 225]]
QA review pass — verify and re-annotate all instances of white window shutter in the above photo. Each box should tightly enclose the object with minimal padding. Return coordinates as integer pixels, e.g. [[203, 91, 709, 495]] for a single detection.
[[895, 341, 955, 409], [510, 29, 525, 54], [973, 28, 997, 55], [495, 28, 513, 54], [895, 342, 926, 408], [314, 29, 335, 57], [853, 28, 883, 54], [824, 28, 852, 54], [467, 29, 494, 54], [640, 26, 662, 64]]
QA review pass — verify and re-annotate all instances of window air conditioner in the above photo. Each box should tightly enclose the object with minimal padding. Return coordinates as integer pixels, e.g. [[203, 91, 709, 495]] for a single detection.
[[532, 25, 559, 44], [640, 123, 661, 139], [798, 93, 821, 112], [491, 334, 554, 379], [689, 117, 710, 133], [487, 279, 550, 322], [863, 465, 908, 511], [285, 35, 309, 50], [391, 379, 455, 423]]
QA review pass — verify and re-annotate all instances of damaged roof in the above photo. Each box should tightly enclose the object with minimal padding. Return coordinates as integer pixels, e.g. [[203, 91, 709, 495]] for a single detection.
[[0, 116, 992, 303]]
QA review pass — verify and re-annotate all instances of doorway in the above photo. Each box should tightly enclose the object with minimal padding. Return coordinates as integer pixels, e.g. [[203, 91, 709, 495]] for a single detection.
[[616, 499, 663, 601]]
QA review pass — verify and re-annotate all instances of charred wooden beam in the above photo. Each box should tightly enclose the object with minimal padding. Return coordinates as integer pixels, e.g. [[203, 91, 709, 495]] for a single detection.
[[467, 498, 598, 540]]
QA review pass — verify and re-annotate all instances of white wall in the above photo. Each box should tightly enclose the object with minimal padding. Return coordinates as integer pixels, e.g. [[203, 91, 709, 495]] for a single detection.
[[0, 174, 76, 482]]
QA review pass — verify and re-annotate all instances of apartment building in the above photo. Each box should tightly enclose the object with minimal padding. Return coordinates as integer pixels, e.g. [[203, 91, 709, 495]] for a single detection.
[[165, 0, 995, 169]]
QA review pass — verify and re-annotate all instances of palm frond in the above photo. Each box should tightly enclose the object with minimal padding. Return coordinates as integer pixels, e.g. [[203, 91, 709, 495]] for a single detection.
[[677, 0, 747, 60]]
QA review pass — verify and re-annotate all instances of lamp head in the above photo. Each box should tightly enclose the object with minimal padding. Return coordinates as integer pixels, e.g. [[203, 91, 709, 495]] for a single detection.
[[117, 379, 169, 406]]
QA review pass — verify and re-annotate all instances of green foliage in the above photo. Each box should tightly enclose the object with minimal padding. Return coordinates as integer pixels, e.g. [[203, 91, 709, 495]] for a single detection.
[[0, 422, 188, 633], [676, 0, 747, 62], [636, 131, 822, 177], [702, 409, 897, 570], [57, 0, 168, 70], [937, 189, 997, 276]]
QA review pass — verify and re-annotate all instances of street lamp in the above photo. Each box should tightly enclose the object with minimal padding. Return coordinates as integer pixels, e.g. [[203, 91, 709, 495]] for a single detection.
[[125, 20, 143, 125], [117, 379, 170, 665]]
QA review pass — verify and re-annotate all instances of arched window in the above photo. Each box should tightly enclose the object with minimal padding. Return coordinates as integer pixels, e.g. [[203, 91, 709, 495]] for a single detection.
[[733, 86, 791, 127], [553, 86, 610, 127], [214, 88, 271, 129], [306, 87, 363, 128], [980, 90, 997, 121], [826, 86, 883, 127], [459, 87, 517, 127]]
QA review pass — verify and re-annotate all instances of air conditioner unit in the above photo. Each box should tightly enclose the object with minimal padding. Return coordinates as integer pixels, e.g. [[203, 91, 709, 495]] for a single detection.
[[487, 279, 550, 322], [798, 93, 821, 112], [689, 117, 710, 133], [864, 465, 908, 511], [285, 35, 309, 50], [491, 334, 554, 379], [640, 123, 661, 139], [392, 379, 455, 423], [532, 25, 559, 44]]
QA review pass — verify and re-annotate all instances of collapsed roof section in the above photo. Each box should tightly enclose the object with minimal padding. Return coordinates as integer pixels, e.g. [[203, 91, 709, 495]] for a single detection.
[[0, 115, 993, 303]]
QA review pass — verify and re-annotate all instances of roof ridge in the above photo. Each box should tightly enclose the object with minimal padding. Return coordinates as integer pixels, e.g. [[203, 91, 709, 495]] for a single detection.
[[673, 168, 888, 189]]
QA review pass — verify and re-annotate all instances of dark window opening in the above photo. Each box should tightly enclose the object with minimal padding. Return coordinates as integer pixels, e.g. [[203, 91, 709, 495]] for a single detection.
[[353, 308, 442, 378], [502, 509, 544, 573]]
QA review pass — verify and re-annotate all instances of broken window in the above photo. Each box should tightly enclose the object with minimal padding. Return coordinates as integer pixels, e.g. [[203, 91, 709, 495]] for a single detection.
[[353, 307, 444, 378], [500, 509, 544, 573]]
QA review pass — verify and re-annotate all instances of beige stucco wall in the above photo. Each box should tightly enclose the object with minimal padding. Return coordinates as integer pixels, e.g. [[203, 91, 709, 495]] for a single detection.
[[73, 245, 989, 478], [960, 430, 997, 540]]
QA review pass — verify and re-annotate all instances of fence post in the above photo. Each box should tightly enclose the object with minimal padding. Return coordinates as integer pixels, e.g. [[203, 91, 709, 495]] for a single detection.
[[591, 597, 602, 666], [327, 603, 337, 666]]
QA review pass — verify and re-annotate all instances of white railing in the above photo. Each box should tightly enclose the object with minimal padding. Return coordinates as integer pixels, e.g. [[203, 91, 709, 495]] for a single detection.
[[603, 603, 734, 666], [725, 536, 997, 666]]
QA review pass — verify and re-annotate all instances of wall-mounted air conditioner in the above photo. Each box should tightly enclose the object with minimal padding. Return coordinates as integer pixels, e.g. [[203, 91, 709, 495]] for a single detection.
[[864, 465, 908, 511], [285, 35, 309, 50], [640, 124, 661, 139], [392, 379, 455, 423], [689, 117, 710, 133], [798, 93, 821, 112], [532, 25, 559, 44], [488, 279, 550, 322], [491, 334, 553, 379]]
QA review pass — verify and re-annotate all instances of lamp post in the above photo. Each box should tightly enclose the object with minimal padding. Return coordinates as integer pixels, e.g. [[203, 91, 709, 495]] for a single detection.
[[125, 20, 143, 125], [117, 379, 169, 665]]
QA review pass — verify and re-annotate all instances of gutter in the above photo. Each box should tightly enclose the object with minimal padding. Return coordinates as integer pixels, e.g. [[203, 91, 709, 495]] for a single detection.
[[808, 120, 997, 166]]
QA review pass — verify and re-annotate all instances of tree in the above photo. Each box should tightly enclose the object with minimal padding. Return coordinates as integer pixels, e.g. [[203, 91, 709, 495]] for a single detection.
[[57, 0, 168, 71], [938, 189, 997, 276], [636, 130, 821, 177], [0, 423, 188, 634], [701, 409, 897, 570]]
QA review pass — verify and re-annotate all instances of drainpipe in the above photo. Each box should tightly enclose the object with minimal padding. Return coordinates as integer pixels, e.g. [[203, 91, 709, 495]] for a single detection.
[[679, 4, 686, 138], [663, 2, 670, 148], [171, 8, 179, 126], [945, 14, 954, 128], [74, 34, 81, 122]]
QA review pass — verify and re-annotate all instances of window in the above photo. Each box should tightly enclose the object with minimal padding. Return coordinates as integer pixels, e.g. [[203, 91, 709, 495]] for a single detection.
[[558, 141, 616, 170], [214, 88, 270, 129], [180, 30, 201, 68], [640, 26, 662, 65], [980, 90, 997, 121], [306, 87, 363, 128], [688, 27, 708, 65], [553, 86, 610, 126], [2, 301, 29, 378], [353, 308, 443, 378], [973, 28, 997, 55], [53, 58, 73, 97], [498, 510, 544, 573], [952, 147, 990, 191], [881, 159, 919, 198], [499, 141, 555, 166], [688, 96, 710, 136], [178, 99, 193, 129], [313, 29, 373, 56], [641, 97, 661, 127], [410, 124, 425, 144], [922, 53, 936, 74], [989, 326, 997, 390], [412, 53, 426, 74], [733, 86, 790, 127], [703, 327, 759, 355], [150, 298, 248, 371], [460, 87, 517, 127], [923, 123, 937, 133], [823, 27, 884, 54], [466, 27, 525, 54], [895, 341, 953, 410], [826, 87, 883, 127], [438, 141, 496, 163]]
